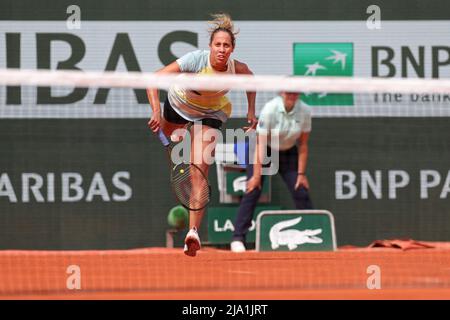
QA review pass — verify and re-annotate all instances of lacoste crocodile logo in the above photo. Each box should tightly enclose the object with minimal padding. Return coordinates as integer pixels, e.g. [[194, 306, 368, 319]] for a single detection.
[[269, 217, 323, 250], [233, 176, 247, 192]]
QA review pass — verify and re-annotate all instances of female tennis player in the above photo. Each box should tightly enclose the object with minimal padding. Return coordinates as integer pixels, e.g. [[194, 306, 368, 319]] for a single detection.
[[147, 13, 257, 257]]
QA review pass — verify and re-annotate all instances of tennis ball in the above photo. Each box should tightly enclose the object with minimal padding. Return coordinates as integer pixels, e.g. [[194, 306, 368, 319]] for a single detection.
[[167, 205, 189, 230], [180, 169, 184, 174]]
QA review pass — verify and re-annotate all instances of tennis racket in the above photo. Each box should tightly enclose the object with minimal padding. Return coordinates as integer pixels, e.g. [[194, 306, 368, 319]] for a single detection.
[[157, 123, 211, 211]]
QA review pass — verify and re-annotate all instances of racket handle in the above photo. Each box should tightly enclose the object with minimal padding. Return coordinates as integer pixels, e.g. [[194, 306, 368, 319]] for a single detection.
[[157, 130, 170, 147]]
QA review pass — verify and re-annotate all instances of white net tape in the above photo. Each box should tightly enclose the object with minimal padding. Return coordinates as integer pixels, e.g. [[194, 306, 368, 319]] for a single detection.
[[1, 68, 450, 118], [2, 68, 450, 93]]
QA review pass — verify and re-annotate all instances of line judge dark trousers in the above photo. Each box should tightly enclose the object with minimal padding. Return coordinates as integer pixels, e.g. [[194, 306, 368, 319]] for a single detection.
[[232, 145, 313, 243]]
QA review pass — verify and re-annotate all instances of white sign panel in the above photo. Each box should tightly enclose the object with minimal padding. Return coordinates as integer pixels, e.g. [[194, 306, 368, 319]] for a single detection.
[[1, 21, 450, 118]]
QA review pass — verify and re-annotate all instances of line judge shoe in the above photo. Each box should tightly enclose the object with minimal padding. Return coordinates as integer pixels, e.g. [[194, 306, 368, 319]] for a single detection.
[[230, 240, 246, 253], [184, 227, 201, 257]]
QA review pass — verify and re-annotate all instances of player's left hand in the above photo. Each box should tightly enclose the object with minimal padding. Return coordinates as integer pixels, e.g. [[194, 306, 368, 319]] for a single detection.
[[295, 174, 309, 190]]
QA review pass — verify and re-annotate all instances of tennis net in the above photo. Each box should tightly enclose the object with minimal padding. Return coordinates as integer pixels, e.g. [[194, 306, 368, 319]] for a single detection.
[[0, 69, 449, 298]]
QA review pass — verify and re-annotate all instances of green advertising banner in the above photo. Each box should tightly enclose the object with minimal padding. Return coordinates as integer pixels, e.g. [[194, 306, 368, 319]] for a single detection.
[[1, 118, 450, 249]]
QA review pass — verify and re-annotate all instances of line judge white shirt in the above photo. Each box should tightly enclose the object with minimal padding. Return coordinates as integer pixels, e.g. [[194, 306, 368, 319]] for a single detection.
[[256, 96, 312, 151]]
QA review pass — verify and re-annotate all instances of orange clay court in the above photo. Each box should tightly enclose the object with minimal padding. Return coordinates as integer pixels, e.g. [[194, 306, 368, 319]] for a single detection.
[[0, 243, 449, 300]]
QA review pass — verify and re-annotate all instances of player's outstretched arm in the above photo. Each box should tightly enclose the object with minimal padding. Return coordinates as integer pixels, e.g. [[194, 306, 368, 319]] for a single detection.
[[146, 62, 181, 132]]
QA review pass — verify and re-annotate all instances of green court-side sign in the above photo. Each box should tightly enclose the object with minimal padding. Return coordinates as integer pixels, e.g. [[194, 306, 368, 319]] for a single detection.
[[256, 210, 337, 252], [207, 205, 281, 244]]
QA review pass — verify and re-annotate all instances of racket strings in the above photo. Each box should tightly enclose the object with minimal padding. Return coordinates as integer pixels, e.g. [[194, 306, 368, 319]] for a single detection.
[[172, 166, 210, 210], [172, 174, 209, 201]]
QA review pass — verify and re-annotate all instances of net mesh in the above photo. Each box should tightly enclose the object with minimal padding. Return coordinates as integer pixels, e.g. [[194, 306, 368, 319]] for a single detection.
[[0, 69, 450, 298]]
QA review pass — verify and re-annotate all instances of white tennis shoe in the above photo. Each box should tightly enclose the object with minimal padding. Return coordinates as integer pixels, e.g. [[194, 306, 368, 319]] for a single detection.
[[184, 227, 201, 257], [230, 240, 246, 253]]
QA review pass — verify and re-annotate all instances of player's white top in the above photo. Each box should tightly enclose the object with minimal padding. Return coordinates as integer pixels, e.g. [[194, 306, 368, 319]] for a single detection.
[[168, 50, 236, 123], [256, 96, 312, 151]]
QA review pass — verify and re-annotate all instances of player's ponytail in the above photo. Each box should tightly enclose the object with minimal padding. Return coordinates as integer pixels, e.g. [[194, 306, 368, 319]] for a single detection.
[[208, 13, 239, 47]]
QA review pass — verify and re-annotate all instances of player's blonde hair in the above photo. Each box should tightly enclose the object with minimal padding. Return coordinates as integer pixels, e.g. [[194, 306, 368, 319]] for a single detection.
[[208, 13, 239, 47]]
